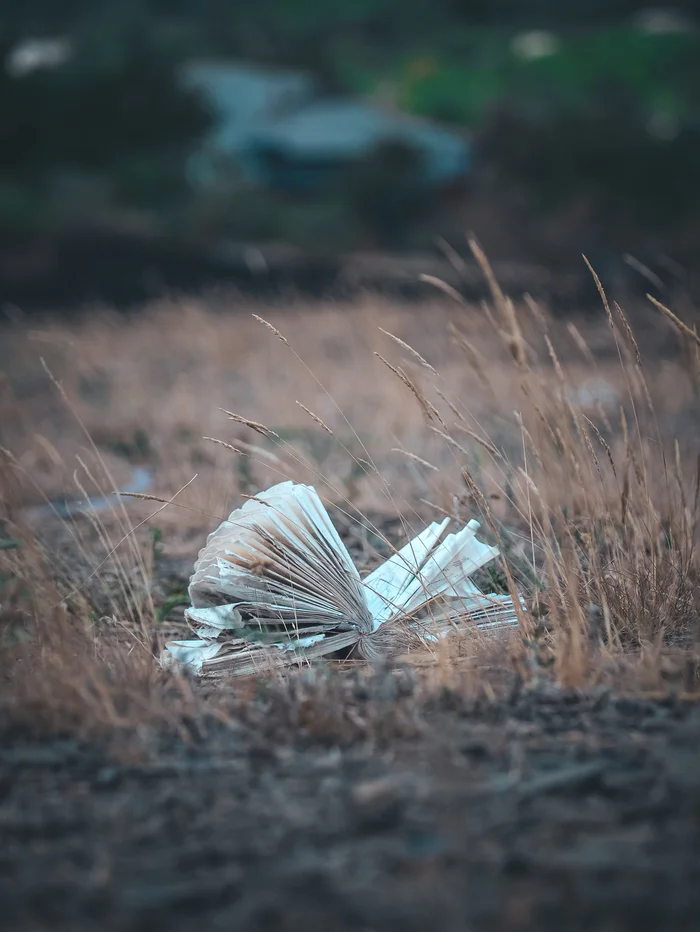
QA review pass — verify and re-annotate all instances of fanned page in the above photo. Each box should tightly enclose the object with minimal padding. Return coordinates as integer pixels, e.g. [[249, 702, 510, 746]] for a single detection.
[[164, 629, 362, 678], [362, 517, 518, 629], [187, 482, 373, 642], [362, 518, 451, 628], [162, 481, 521, 676]]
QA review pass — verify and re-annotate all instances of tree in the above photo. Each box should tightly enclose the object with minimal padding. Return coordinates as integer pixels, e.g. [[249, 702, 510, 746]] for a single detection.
[[0, 14, 212, 224]]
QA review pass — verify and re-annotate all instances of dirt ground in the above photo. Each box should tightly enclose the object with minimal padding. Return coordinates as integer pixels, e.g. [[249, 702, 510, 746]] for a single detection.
[[2, 683, 700, 932]]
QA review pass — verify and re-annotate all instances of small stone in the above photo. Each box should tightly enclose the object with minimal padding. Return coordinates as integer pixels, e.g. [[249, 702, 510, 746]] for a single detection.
[[94, 767, 120, 789], [351, 776, 406, 830]]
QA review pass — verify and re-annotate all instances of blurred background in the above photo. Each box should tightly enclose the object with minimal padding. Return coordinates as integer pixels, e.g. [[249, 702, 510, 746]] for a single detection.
[[1, 1, 699, 308]]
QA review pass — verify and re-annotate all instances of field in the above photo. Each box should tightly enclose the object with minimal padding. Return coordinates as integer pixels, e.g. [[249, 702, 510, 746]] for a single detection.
[[2, 264, 700, 929]]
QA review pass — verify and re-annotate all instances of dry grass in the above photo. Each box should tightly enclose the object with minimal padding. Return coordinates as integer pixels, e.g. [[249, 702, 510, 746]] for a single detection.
[[2, 271, 700, 740]]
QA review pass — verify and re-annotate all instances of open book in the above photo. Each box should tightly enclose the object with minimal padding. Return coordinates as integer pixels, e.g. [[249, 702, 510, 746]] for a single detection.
[[162, 481, 522, 677]]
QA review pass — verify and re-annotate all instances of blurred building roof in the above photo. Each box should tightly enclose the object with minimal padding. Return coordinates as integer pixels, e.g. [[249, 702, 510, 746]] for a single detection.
[[250, 99, 470, 184], [181, 60, 318, 181], [182, 61, 470, 190]]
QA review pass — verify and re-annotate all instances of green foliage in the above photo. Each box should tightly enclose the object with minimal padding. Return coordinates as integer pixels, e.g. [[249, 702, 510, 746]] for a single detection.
[[506, 28, 700, 118], [0, 15, 211, 229], [481, 93, 700, 228], [150, 527, 164, 562], [1, 28, 210, 177], [340, 140, 434, 247], [186, 176, 361, 251], [335, 28, 700, 129], [0, 181, 46, 235], [2, 2, 700, 248], [156, 592, 189, 624], [326, 25, 700, 227]]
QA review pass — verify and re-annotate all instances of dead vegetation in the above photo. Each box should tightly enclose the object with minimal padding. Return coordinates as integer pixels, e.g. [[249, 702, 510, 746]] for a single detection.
[[1, 260, 700, 742]]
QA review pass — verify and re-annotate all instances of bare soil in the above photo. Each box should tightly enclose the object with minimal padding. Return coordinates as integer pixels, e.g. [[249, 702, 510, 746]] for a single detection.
[[2, 683, 700, 932]]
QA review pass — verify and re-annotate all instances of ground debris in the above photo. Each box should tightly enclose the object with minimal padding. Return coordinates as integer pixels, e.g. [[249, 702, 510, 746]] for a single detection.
[[3, 688, 700, 930]]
